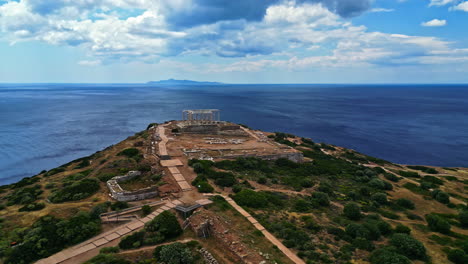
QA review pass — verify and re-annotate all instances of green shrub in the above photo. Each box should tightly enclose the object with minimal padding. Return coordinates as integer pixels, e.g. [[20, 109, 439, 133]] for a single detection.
[[117, 148, 140, 158], [18, 202, 45, 212], [421, 175, 443, 185], [390, 233, 427, 260], [6, 212, 100, 264], [97, 173, 116, 182], [371, 193, 388, 205], [394, 224, 411, 234], [370, 248, 411, 264], [294, 199, 312, 212], [145, 211, 182, 243], [6, 185, 43, 205], [447, 248, 468, 264], [154, 242, 193, 264], [141, 205, 151, 216], [397, 170, 421, 178], [344, 202, 362, 220], [233, 189, 268, 208], [99, 247, 119, 254], [49, 178, 100, 203], [431, 190, 450, 204], [383, 173, 400, 182], [407, 165, 438, 174], [119, 231, 145, 249], [196, 181, 214, 193], [84, 253, 130, 264], [426, 214, 451, 234], [111, 201, 129, 211], [396, 198, 415, 210], [459, 210, 468, 228], [311, 192, 330, 207]]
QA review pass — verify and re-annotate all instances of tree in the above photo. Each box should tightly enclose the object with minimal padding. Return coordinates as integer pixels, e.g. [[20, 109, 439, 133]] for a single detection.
[[431, 190, 450, 204], [371, 193, 388, 205], [396, 198, 415, 210], [370, 248, 411, 264], [459, 210, 468, 228], [425, 214, 451, 234], [141, 205, 151, 216], [156, 243, 194, 264], [145, 211, 182, 242], [311, 192, 330, 207], [390, 233, 427, 260], [343, 202, 362, 220], [233, 189, 268, 208], [447, 248, 468, 264]]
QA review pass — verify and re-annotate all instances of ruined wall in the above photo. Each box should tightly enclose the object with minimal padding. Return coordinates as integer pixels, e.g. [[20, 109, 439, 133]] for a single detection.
[[107, 171, 158, 202]]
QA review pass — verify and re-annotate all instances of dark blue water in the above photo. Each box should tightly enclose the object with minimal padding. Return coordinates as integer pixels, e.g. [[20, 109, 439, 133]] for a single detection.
[[1, 84, 467, 185]]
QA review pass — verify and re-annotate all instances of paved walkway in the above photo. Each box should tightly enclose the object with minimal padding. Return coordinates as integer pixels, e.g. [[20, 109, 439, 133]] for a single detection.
[[204, 194, 305, 264], [157, 123, 192, 192], [35, 200, 182, 264]]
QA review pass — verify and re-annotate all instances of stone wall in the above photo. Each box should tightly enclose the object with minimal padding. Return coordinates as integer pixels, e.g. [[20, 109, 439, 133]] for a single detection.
[[106, 171, 158, 202]]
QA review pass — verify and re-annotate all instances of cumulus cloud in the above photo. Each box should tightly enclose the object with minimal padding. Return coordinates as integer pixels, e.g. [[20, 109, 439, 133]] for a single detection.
[[0, 0, 467, 71], [428, 0, 456, 6], [452, 1, 468, 11], [421, 19, 447, 27]]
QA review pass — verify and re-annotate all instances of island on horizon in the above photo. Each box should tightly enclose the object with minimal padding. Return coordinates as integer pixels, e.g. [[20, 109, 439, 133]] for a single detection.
[[146, 79, 224, 86]]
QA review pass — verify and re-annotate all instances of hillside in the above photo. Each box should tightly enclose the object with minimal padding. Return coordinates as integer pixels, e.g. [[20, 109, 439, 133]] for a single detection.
[[0, 121, 467, 264]]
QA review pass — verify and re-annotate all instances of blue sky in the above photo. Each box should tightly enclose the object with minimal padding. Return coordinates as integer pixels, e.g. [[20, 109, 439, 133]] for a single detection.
[[0, 0, 467, 83]]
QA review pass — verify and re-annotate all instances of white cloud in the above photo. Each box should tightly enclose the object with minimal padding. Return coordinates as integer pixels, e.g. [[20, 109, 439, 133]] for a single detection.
[[428, 0, 456, 6], [421, 19, 447, 27], [452, 1, 468, 11], [369, 8, 395, 13], [0, 0, 467, 73], [78, 60, 102, 66]]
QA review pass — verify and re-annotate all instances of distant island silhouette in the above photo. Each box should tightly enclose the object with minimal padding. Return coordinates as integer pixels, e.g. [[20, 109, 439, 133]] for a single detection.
[[147, 79, 224, 85]]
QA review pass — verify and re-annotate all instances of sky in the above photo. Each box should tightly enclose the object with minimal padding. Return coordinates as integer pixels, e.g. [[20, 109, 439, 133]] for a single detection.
[[0, 0, 467, 83]]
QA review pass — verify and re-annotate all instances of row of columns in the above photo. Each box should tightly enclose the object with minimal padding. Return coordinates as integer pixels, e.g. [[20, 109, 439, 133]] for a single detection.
[[182, 110, 220, 123]]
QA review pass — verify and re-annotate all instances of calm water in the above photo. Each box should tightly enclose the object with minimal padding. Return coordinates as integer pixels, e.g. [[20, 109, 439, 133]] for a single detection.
[[1, 84, 467, 185]]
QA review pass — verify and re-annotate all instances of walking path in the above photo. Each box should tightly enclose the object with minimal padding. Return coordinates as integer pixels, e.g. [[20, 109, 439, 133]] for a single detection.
[[35, 199, 182, 264], [203, 194, 305, 264], [157, 123, 192, 191]]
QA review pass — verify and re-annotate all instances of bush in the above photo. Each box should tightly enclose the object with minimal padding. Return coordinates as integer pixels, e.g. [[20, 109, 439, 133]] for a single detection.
[[84, 253, 130, 264], [394, 224, 411, 234], [396, 198, 415, 210], [155, 242, 193, 264], [145, 211, 182, 242], [426, 214, 451, 234], [383, 173, 400, 182], [111, 201, 129, 211], [119, 231, 145, 249], [407, 165, 438, 174], [18, 202, 45, 212], [311, 192, 330, 207], [233, 189, 268, 208], [370, 248, 411, 264], [371, 193, 388, 205], [447, 248, 468, 264], [196, 181, 214, 193], [141, 205, 152, 216], [390, 233, 427, 260], [398, 170, 420, 178], [431, 190, 450, 204], [344, 203, 362, 220], [459, 210, 468, 228], [117, 148, 140, 158], [49, 178, 100, 203]]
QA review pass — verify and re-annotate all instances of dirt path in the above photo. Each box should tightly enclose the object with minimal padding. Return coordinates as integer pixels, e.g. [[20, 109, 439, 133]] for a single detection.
[[204, 194, 306, 264]]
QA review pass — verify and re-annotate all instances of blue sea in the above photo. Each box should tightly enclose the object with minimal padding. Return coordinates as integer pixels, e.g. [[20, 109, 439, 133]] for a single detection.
[[1, 84, 468, 185]]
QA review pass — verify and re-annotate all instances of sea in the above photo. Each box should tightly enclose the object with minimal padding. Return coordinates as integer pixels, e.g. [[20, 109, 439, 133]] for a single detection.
[[1, 83, 467, 185]]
